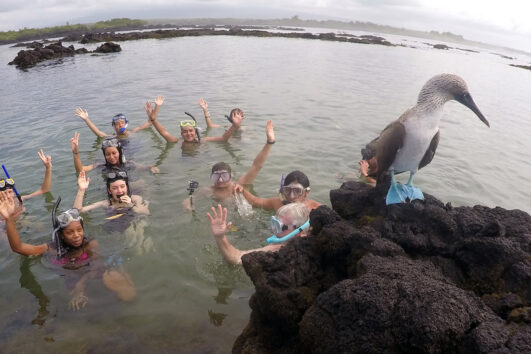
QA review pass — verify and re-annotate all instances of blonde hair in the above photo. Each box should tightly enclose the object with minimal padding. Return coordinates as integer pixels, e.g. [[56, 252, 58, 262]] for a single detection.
[[276, 203, 309, 228]]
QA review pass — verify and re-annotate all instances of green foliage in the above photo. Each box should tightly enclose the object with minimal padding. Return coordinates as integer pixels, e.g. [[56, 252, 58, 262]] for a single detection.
[[0, 18, 147, 42]]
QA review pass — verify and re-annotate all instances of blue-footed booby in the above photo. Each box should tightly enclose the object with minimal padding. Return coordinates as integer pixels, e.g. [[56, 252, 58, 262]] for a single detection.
[[362, 74, 490, 205]]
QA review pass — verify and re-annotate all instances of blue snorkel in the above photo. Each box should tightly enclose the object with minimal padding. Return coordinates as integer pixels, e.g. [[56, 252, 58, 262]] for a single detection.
[[112, 113, 128, 134], [2, 164, 23, 204], [266, 219, 310, 244]]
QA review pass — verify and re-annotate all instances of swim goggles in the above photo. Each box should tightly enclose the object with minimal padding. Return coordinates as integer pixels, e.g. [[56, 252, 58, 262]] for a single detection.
[[56, 208, 83, 228], [280, 186, 309, 198], [101, 137, 121, 150], [210, 171, 231, 184], [0, 178, 15, 191], [267, 218, 310, 244], [107, 170, 128, 180], [180, 119, 196, 128]]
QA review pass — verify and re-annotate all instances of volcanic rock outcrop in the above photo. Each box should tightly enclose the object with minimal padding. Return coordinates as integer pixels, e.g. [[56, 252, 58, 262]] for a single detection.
[[235, 181, 530, 353], [8, 41, 120, 69]]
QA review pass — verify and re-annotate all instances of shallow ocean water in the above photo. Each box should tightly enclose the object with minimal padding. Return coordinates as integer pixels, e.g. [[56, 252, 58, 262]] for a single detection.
[[1, 29, 531, 352]]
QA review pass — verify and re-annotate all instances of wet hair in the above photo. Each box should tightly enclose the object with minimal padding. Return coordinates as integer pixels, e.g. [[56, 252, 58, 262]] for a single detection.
[[51, 198, 86, 259], [283, 170, 310, 188], [211, 162, 232, 175], [277, 203, 309, 229]]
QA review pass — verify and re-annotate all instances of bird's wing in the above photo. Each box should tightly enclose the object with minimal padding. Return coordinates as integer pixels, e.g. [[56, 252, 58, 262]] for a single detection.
[[418, 130, 440, 170], [375, 120, 406, 178]]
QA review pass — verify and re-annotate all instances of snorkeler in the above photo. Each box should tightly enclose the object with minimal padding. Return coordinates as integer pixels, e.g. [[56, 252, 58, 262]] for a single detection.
[[70, 132, 159, 174], [144, 96, 243, 143], [182, 120, 275, 211], [207, 202, 310, 265], [74, 170, 149, 215], [0, 149, 52, 222], [73, 96, 163, 138], [234, 170, 321, 212], [0, 191, 136, 309], [198, 98, 245, 130]]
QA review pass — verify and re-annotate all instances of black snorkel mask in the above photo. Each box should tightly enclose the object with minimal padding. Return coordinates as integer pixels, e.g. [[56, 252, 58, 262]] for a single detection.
[[184, 112, 201, 142]]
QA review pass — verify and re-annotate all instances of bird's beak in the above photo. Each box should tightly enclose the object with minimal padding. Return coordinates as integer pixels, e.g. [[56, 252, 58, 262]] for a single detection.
[[457, 92, 490, 127]]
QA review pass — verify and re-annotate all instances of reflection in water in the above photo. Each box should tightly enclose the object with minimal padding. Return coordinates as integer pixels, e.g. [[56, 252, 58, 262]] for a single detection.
[[208, 309, 227, 327], [18, 257, 49, 327], [213, 287, 233, 305]]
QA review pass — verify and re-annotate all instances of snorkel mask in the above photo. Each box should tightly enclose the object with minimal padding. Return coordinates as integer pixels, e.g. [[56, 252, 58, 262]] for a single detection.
[[210, 170, 231, 185], [51, 197, 84, 259], [182, 112, 201, 142], [111, 113, 129, 134], [1, 164, 23, 204], [101, 137, 126, 165], [267, 217, 310, 244]]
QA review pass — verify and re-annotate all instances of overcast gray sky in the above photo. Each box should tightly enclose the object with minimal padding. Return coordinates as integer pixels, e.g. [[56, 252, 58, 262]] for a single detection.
[[1, 0, 530, 52]]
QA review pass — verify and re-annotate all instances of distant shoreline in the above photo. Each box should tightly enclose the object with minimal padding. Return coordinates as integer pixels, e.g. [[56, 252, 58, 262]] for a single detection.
[[2, 17, 529, 56]]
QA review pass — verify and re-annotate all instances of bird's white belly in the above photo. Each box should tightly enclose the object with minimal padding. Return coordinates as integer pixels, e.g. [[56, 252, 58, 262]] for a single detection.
[[391, 121, 438, 174]]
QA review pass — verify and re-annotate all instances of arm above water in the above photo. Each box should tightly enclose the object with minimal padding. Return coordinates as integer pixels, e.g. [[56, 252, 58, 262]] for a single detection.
[[202, 113, 243, 142], [237, 120, 275, 185], [0, 192, 47, 256], [199, 98, 220, 129], [22, 149, 52, 201], [146, 102, 179, 143], [75, 108, 109, 138]]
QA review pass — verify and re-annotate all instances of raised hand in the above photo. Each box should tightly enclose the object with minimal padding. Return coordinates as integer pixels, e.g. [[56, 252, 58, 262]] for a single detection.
[[207, 204, 232, 239], [265, 120, 275, 144], [231, 111, 244, 127], [150, 166, 160, 174], [38, 149, 52, 169], [77, 171, 90, 191], [70, 132, 80, 153], [198, 98, 208, 111], [75, 108, 89, 121], [144, 102, 154, 120], [154, 95, 164, 106], [0, 191, 17, 219], [68, 292, 88, 311]]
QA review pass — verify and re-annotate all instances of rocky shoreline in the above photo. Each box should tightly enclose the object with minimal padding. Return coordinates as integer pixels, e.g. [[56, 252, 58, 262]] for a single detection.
[[235, 181, 530, 353], [8, 41, 121, 69], [7, 27, 393, 69]]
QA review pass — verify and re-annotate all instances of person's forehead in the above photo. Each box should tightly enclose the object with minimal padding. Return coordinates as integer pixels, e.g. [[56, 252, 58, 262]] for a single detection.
[[110, 180, 126, 187]]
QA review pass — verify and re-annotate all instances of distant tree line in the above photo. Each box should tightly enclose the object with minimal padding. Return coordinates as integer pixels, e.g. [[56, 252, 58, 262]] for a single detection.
[[0, 18, 147, 42]]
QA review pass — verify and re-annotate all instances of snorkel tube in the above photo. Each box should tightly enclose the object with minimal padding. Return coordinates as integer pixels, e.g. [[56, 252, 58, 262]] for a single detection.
[[51, 197, 64, 259], [2, 164, 23, 204], [266, 219, 310, 244], [184, 112, 201, 142]]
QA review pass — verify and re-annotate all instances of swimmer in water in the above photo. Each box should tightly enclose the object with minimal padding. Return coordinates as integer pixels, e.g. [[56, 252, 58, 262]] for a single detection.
[[207, 202, 310, 265], [0, 149, 52, 222], [74, 96, 163, 139], [234, 170, 321, 212], [73, 170, 149, 215], [182, 120, 275, 211], [144, 96, 243, 144], [0, 191, 136, 310], [70, 132, 159, 174], [198, 98, 244, 130]]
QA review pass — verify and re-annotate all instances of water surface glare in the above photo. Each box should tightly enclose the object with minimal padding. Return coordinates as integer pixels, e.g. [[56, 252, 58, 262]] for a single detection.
[[1, 34, 531, 352]]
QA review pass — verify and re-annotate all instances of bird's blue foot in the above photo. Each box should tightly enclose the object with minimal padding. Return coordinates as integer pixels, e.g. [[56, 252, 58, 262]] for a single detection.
[[386, 182, 408, 205], [403, 184, 424, 201]]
